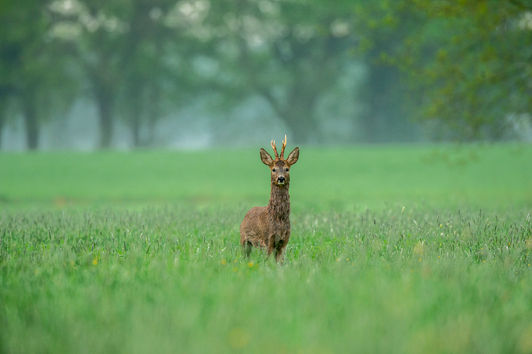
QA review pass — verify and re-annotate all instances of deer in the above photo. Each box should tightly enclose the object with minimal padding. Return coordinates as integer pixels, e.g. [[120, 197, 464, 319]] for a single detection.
[[240, 135, 300, 263]]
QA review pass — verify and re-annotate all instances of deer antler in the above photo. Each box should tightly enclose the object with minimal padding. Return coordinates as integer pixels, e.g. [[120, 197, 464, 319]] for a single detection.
[[280, 134, 287, 159], [270, 139, 279, 159]]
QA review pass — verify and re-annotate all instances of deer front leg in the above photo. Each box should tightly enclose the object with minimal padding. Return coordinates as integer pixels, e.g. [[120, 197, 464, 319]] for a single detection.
[[274, 240, 286, 264], [267, 234, 275, 258], [242, 241, 252, 258]]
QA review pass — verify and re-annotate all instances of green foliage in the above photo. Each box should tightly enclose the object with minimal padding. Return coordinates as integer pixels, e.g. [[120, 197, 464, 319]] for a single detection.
[[347, 0, 425, 141], [203, 0, 358, 143], [0, 145, 531, 353], [49, 0, 214, 147], [0, 0, 78, 148], [391, 0, 532, 139], [2, 0, 530, 148]]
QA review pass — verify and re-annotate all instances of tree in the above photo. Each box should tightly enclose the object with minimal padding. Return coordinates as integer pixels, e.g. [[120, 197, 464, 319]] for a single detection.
[[204, 0, 357, 143], [0, 0, 75, 150], [0, 94, 11, 148], [118, 0, 183, 147], [347, 1, 424, 142], [50, 0, 130, 148], [391, 0, 532, 139], [51, 0, 197, 148]]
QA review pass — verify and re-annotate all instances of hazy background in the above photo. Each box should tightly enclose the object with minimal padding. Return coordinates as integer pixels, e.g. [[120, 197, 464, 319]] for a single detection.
[[1, 0, 531, 150], [1, 2, 532, 351]]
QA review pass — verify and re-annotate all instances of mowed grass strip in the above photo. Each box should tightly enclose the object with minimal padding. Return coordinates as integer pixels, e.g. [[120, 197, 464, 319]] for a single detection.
[[0, 144, 530, 207], [0, 145, 531, 353]]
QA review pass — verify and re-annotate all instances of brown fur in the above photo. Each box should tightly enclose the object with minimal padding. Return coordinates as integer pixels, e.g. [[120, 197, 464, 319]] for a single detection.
[[240, 138, 299, 263]]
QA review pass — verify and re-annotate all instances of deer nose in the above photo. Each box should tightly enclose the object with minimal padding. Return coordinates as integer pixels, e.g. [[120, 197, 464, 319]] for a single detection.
[[277, 176, 285, 183]]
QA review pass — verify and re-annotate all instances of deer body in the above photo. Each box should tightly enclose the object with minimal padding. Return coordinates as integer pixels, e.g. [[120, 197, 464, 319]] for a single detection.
[[240, 136, 299, 262]]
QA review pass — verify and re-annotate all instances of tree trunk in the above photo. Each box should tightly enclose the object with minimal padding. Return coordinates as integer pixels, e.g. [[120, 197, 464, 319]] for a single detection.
[[280, 105, 318, 144], [0, 94, 9, 149], [88, 55, 117, 149], [358, 63, 412, 143], [358, 65, 388, 143], [22, 93, 39, 150], [95, 90, 114, 149], [131, 102, 141, 147], [282, 91, 319, 144], [359, 92, 381, 143], [0, 112, 4, 149], [261, 85, 319, 144], [146, 84, 161, 146], [0, 100, 6, 149], [127, 84, 142, 148], [132, 112, 141, 147]]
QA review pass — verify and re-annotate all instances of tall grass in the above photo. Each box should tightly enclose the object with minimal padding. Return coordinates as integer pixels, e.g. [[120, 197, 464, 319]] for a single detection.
[[0, 145, 531, 353]]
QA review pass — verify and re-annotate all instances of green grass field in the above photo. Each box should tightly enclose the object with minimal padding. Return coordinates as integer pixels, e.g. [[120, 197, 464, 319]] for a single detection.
[[1, 144, 531, 353]]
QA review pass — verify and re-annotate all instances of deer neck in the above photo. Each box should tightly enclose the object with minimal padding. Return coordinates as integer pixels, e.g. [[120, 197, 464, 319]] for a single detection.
[[267, 183, 290, 221]]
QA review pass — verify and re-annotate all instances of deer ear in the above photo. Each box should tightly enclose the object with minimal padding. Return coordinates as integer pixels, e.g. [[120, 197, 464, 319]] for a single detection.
[[286, 147, 299, 166], [260, 148, 274, 166]]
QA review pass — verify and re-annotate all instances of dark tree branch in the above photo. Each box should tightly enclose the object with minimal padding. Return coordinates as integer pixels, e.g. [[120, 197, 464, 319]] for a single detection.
[[508, 0, 532, 10]]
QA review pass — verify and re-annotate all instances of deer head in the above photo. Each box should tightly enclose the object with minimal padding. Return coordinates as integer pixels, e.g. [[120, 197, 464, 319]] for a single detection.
[[260, 135, 299, 187]]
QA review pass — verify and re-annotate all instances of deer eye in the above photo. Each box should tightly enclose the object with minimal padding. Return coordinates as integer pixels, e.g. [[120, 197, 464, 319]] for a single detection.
[[272, 168, 276, 172], [285, 168, 289, 172]]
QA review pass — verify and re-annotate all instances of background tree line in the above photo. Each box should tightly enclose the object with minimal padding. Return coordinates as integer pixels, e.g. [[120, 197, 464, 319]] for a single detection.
[[1, 0, 530, 150]]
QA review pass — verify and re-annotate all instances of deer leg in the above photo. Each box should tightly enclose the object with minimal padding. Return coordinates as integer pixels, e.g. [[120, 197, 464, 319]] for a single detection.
[[242, 241, 252, 258], [274, 240, 286, 264], [267, 235, 275, 258], [274, 249, 283, 263]]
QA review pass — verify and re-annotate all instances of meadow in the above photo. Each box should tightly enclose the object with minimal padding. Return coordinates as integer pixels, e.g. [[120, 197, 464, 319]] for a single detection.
[[1, 144, 531, 353]]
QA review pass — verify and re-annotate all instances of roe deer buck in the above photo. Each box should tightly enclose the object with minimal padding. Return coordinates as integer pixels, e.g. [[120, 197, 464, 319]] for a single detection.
[[240, 135, 300, 263]]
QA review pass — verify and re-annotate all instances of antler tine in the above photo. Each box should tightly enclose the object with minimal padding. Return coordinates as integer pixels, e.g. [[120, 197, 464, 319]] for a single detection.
[[280, 134, 287, 159], [270, 139, 279, 159]]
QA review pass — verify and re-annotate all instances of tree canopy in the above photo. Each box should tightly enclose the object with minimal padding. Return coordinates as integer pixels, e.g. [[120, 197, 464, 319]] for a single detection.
[[1, 0, 530, 149]]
